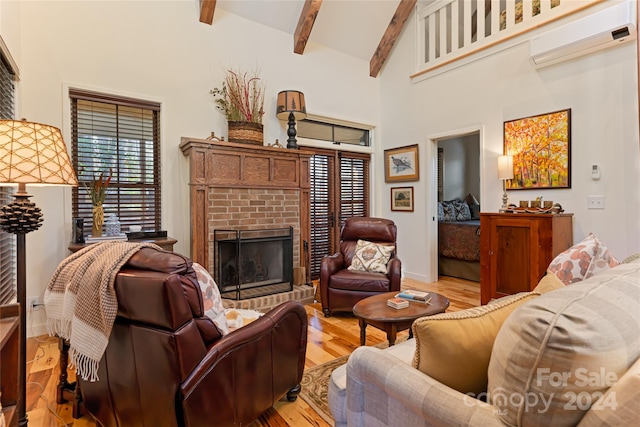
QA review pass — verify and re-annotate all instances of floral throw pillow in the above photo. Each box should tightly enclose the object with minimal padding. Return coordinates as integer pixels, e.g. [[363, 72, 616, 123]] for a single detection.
[[193, 262, 229, 335], [547, 233, 619, 285], [348, 239, 395, 274]]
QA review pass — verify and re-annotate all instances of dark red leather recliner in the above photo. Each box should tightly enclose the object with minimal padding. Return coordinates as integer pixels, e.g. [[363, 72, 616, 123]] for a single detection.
[[319, 217, 401, 317], [80, 247, 308, 427]]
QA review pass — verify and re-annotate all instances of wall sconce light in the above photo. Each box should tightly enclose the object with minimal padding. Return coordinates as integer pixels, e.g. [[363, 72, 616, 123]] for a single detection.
[[498, 154, 514, 212], [276, 90, 306, 149]]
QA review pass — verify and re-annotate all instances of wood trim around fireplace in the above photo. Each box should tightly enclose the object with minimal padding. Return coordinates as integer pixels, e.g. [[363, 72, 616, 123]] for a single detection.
[[180, 137, 311, 284]]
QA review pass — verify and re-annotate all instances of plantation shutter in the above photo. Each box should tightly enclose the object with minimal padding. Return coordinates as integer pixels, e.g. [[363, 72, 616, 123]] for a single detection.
[[309, 153, 334, 278], [339, 152, 369, 226], [70, 89, 161, 233], [0, 52, 16, 304], [308, 149, 370, 279]]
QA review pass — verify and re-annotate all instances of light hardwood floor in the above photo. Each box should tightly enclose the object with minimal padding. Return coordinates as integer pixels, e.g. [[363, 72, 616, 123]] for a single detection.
[[25, 276, 480, 427]]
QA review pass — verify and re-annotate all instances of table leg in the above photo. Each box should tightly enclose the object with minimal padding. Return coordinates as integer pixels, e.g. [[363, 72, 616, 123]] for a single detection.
[[56, 338, 71, 404], [56, 337, 84, 418], [386, 324, 398, 346], [359, 318, 367, 346]]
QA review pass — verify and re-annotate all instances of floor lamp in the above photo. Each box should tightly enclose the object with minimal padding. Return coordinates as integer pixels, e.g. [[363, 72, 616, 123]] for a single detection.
[[0, 119, 77, 427], [276, 90, 307, 149]]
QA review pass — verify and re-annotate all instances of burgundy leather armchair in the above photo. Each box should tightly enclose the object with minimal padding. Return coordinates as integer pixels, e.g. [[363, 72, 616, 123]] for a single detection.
[[80, 247, 308, 427], [319, 217, 401, 317]]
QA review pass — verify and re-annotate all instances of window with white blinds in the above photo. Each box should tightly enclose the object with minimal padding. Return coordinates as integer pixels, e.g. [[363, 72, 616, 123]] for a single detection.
[[70, 89, 161, 233], [0, 52, 16, 305]]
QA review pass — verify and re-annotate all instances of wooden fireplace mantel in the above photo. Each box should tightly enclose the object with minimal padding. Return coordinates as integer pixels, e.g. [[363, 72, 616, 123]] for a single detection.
[[179, 137, 311, 279]]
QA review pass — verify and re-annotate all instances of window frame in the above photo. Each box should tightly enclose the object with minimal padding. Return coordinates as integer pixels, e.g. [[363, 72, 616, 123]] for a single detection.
[[296, 113, 375, 154], [69, 89, 162, 235]]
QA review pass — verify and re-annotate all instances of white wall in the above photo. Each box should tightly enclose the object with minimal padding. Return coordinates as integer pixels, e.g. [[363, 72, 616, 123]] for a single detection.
[[380, 3, 640, 282], [14, 1, 381, 335], [439, 134, 480, 201]]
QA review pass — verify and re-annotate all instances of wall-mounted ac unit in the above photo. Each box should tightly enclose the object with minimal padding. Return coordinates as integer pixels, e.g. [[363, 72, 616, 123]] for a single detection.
[[529, 1, 636, 68]]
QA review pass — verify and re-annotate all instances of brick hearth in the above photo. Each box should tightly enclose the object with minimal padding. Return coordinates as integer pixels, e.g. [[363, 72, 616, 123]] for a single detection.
[[223, 284, 315, 313]]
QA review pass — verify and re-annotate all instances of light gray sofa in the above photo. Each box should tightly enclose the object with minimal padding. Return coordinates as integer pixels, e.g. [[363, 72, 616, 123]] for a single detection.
[[329, 259, 640, 427]]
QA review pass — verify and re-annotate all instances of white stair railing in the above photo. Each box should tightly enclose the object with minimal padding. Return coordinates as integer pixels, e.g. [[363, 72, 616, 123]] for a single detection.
[[414, 0, 604, 77]]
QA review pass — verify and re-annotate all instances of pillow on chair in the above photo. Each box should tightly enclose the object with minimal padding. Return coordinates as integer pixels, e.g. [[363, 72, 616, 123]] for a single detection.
[[193, 262, 229, 335], [348, 239, 395, 274]]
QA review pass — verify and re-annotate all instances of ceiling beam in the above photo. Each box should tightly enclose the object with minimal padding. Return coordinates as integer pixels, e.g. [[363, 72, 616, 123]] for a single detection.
[[370, 0, 416, 78], [199, 0, 216, 25], [294, 0, 323, 55]]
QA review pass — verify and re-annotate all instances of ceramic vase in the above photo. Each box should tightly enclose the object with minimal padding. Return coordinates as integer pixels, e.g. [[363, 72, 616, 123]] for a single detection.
[[92, 203, 104, 237]]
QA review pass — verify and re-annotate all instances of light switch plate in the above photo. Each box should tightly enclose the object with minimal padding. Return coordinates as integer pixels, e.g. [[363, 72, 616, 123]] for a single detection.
[[587, 195, 605, 209]]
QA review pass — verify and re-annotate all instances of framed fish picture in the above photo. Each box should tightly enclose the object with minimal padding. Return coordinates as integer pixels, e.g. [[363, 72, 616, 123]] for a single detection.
[[384, 144, 419, 182]]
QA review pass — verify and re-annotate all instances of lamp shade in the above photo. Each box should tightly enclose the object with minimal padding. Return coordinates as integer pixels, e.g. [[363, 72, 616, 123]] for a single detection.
[[497, 155, 514, 180], [0, 119, 77, 186], [276, 90, 307, 120]]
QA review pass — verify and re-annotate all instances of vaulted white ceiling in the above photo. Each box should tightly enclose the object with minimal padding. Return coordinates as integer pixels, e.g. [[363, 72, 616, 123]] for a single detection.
[[215, 1, 435, 63], [210, 1, 610, 77]]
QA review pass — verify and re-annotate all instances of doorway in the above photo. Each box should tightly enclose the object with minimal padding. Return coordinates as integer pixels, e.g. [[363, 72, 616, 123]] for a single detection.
[[427, 129, 481, 282]]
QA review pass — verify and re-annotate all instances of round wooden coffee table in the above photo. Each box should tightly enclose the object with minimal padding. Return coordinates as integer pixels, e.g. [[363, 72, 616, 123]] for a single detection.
[[353, 291, 450, 346]]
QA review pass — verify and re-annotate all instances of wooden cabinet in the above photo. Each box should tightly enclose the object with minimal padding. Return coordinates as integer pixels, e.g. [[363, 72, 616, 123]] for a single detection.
[[480, 213, 573, 304], [1, 303, 19, 427]]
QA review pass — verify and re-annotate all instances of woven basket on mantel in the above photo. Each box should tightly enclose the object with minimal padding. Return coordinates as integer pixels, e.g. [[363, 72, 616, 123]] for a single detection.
[[228, 121, 264, 145]]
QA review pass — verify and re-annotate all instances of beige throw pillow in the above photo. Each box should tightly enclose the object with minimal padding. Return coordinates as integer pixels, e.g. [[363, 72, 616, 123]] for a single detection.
[[533, 271, 566, 294], [412, 292, 539, 396], [348, 239, 394, 274]]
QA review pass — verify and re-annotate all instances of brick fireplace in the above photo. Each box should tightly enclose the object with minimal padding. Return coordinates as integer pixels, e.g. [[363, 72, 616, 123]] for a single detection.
[[180, 137, 313, 310]]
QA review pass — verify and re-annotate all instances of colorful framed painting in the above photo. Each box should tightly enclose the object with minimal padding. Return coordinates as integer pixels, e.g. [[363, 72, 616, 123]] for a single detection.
[[390, 187, 414, 212], [384, 144, 419, 182], [504, 109, 571, 190]]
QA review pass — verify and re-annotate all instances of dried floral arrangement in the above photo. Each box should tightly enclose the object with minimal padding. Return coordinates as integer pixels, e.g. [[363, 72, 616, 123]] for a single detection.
[[210, 68, 265, 124], [85, 170, 112, 206]]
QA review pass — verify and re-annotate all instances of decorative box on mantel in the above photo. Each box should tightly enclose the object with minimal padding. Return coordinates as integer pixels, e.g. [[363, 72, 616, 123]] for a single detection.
[[179, 137, 311, 285]]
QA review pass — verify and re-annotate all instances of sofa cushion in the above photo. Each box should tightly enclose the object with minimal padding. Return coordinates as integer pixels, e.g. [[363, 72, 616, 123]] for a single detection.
[[547, 233, 619, 285], [329, 269, 390, 292], [348, 239, 394, 274], [487, 260, 640, 427], [411, 291, 539, 395]]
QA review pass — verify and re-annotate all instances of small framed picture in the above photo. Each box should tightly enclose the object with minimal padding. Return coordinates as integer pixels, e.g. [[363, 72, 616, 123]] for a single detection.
[[390, 187, 414, 212], [384, 144, 419, 182]]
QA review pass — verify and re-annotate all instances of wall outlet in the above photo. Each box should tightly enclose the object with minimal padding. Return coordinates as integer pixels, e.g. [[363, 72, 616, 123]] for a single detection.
[[587, 195, 605, 210], [27, 296, 43, 312]]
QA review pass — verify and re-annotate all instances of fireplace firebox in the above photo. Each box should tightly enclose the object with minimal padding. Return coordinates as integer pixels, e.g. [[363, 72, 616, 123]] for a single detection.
[[214, 227, 294, 300]]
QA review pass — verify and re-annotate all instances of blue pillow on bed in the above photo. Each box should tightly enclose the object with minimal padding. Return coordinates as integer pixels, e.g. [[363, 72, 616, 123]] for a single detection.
[[440, 199, 472, 222], [453, 200, 472, 221]]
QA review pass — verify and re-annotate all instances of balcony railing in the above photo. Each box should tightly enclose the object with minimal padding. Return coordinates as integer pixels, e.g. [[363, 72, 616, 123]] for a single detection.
[[413, 0, 604, 78]]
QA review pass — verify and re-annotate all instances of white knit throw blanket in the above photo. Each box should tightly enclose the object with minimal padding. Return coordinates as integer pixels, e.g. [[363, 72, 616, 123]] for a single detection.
[[45, 241, 160, 381]]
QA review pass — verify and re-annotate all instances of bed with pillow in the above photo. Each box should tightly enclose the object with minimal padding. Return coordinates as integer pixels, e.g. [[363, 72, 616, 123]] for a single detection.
[[438, 195, 481, 282]]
